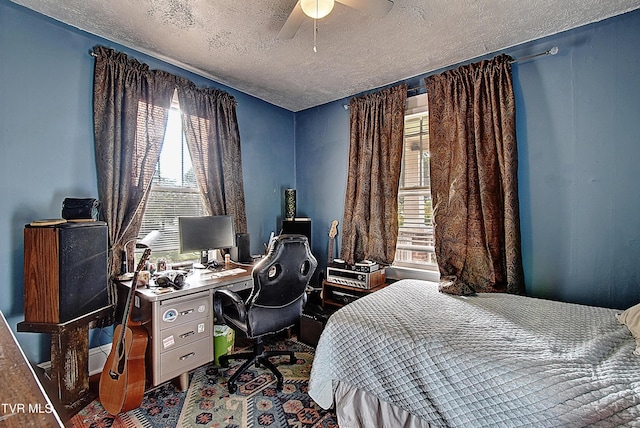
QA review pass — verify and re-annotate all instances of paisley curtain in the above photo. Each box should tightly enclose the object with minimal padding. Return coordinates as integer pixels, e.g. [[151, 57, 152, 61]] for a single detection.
[[425, 54, 525, 295], [340, 84, 407, 265], [92, 46, 176, 282], [93, 46, 248, 288], [176, 80, 247, 234]]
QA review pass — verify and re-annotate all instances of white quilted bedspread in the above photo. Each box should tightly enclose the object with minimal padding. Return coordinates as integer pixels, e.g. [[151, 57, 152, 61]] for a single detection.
[[308, 279, 640, 427]]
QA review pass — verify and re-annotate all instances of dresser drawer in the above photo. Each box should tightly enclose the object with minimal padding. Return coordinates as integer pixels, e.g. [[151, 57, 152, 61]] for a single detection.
[[159, 316, 211, 353], [159, 337, 212, 382], [158, 293, 210, 329]]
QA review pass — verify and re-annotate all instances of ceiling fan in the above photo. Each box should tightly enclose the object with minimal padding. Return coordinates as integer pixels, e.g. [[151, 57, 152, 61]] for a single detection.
[[278, 0, 394, 40]]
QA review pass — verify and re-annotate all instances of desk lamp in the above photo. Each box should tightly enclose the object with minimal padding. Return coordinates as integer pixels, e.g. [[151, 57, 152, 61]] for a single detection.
[[122, 230, 161, 274]]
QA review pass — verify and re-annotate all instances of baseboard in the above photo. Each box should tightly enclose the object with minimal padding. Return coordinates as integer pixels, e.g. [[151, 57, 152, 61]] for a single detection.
[[37, 343, 112, 377], [385, 266, 440, 282], [88, 344, 112, 376]]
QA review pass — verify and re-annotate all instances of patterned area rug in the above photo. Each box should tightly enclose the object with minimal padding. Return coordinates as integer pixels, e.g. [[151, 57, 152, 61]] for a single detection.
[[68, 338, 337, 428]]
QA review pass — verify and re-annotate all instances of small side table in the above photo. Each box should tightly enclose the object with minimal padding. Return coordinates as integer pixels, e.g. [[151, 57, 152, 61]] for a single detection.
[[17, 305, 113, 415]]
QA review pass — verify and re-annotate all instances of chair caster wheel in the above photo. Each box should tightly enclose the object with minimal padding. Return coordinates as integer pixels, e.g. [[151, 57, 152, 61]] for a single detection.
[[220, 357, 229, 368], [228, 383, 237, 393]]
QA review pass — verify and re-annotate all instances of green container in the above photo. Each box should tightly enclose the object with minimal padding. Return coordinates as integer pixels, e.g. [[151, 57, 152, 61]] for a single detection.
[[213, 324, 235, 365]]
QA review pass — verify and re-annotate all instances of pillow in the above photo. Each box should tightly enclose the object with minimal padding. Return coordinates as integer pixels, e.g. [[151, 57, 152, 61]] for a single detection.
[[616, 303, 640, 355]]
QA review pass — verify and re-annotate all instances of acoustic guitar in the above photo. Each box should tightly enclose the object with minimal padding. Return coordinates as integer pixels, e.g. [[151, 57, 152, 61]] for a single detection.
[[99, 248, 151, 415], [328, 220, 338, 264]]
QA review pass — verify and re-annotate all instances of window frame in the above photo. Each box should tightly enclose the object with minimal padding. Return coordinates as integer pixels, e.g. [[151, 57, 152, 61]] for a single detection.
[[137, 93, 207, 264], [390, 93, 439, 280]]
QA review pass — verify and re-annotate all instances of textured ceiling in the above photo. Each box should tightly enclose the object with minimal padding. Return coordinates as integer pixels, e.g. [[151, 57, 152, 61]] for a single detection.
[[10, 0, 640, 111]]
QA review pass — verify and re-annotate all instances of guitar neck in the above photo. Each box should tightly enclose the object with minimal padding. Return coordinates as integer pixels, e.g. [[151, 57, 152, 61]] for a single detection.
[[115, 274, 138, 351], [327, 238, 335, 264], [121, 278, 138, 324], [117, 249, 150, 345], [327, 220, 338, 264]]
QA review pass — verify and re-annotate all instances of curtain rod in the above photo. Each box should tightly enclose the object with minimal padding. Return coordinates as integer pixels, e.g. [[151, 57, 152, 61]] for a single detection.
[[511, 46, 559, 64], [406, 46, 559, 94], [89, 45, 558, 102]]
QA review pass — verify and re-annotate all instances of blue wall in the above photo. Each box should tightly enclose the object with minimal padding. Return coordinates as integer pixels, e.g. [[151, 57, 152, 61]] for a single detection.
[[294, 102, 351, 267], [515, 11, 640, 309], [0, 0, 294, 362], [296, 9, 640, 311]]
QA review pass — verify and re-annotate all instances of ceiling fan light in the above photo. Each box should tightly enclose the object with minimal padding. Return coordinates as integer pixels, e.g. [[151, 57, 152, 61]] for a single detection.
[[300, 0, 334, 19]]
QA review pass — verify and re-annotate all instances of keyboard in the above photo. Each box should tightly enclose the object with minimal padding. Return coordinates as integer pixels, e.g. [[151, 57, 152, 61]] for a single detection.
[[199, 267, 247, 279]]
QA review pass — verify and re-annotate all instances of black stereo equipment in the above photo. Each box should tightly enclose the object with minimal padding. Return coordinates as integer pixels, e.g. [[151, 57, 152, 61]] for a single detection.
[[326, 266, 386, 290], [330, 290, 360, 305], [329, 259, 380, 273]]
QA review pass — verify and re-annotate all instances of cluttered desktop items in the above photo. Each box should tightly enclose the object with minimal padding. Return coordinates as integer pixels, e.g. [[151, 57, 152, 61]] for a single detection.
[[133, 215, 247, 293], [117, 215, 243, 289], [130, 266, 248, 297], [154, 270, 186, 289]]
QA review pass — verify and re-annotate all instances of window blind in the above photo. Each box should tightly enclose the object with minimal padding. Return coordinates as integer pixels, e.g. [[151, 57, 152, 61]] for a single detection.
[[139, 100, 206, 257]]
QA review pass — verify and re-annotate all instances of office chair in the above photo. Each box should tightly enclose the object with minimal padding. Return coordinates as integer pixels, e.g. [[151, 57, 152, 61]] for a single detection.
[[213, 234, 317, 393]]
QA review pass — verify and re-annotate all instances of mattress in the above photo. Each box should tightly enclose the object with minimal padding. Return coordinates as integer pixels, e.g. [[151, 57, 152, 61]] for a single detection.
[[308, 279, 640, 427]]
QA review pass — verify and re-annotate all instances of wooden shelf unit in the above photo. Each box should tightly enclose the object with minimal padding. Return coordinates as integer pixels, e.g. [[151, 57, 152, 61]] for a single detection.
[[17, 305, 113, 415]]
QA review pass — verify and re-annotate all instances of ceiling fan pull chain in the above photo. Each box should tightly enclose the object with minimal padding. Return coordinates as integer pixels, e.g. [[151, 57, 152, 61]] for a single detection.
[[313, 18, 318, 53]]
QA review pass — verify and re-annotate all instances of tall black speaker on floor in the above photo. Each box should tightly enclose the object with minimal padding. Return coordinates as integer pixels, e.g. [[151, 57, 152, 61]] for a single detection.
[[230, 232, 251, 263], [282, 218, 311, 245], [24, 221, 109, 323]]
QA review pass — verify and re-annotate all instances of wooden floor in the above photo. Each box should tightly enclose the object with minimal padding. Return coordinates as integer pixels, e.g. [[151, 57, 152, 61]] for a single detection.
[[0, 311, 64, 427]]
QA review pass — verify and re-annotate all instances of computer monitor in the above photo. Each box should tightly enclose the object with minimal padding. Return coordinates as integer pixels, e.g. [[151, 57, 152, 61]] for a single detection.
[[179, 215, 235, 265]]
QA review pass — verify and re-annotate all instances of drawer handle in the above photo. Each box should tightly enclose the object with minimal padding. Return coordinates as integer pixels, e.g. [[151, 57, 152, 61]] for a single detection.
[[179, 352, 195, 361], [180, 331, 195, 339], [180, 309, 194, 316]]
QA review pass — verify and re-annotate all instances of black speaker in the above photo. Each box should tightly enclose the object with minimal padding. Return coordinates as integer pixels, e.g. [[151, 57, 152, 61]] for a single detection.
[[231, 232, 251, 263], [24, 222, 109, 323], [299, 307, 328, 347], [282, 218, 311, 245]]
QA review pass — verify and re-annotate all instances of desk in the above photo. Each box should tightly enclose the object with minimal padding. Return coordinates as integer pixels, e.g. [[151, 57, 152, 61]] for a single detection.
[[118, 264, 253, 390]]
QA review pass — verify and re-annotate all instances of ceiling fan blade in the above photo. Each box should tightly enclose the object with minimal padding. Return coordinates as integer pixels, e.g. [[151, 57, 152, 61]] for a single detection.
[[278, 1, 306, 39], [336, 0, 394, 17]]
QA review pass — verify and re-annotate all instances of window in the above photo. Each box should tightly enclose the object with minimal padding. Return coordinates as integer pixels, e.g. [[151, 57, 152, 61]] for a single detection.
[[138, 93, 206, 264], [394, 94, 437, 270]]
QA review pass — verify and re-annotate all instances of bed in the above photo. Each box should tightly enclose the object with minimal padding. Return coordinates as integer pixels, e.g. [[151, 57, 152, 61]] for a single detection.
[[308, 279, 640, 427]]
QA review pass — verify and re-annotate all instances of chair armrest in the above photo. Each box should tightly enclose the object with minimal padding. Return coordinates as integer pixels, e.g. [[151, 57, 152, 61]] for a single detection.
[[213, 289, 246, 323]]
